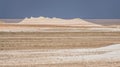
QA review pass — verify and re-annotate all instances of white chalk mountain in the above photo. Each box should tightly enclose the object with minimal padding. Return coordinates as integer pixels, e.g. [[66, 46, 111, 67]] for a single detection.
[[19, 16, 102, 27]]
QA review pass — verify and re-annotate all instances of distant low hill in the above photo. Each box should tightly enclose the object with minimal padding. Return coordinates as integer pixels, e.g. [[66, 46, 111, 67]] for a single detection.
[[0, 20, 6, 23], [19, 17, 102, 27], [0, 18, 120, 25], [85, 19, 120, 25], [0, 19, 22, 23]]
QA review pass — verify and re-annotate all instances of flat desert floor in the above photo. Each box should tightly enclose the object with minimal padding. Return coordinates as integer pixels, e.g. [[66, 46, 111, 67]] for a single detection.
[[0, 32, 120, 67]]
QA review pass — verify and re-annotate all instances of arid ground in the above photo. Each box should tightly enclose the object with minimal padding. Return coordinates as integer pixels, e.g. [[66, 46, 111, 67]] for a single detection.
[[0, 18, 120, 67], [0, 31, 120, 67]]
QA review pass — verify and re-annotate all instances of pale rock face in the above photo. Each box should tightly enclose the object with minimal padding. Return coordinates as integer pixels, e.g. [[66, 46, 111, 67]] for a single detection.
[[19, 16, 102, 26]]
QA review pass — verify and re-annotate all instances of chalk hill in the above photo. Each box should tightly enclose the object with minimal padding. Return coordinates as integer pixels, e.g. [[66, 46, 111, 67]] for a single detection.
[[20, 16, 102, 27]]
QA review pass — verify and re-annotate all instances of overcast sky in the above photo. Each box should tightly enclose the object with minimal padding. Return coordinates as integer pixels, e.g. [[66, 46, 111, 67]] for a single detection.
[[0, 0, 120, 19]]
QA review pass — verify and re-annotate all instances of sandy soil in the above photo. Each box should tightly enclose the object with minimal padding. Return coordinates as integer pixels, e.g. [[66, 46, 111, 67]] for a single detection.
[[0, 20, 120, 67], [0, 32, 120, 50], [0, 31, 120, 67], [0, 44, 120, 67]]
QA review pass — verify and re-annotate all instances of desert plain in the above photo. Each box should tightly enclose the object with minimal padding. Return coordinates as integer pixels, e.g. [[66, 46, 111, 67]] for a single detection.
[[0, 17, 120, 67]]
